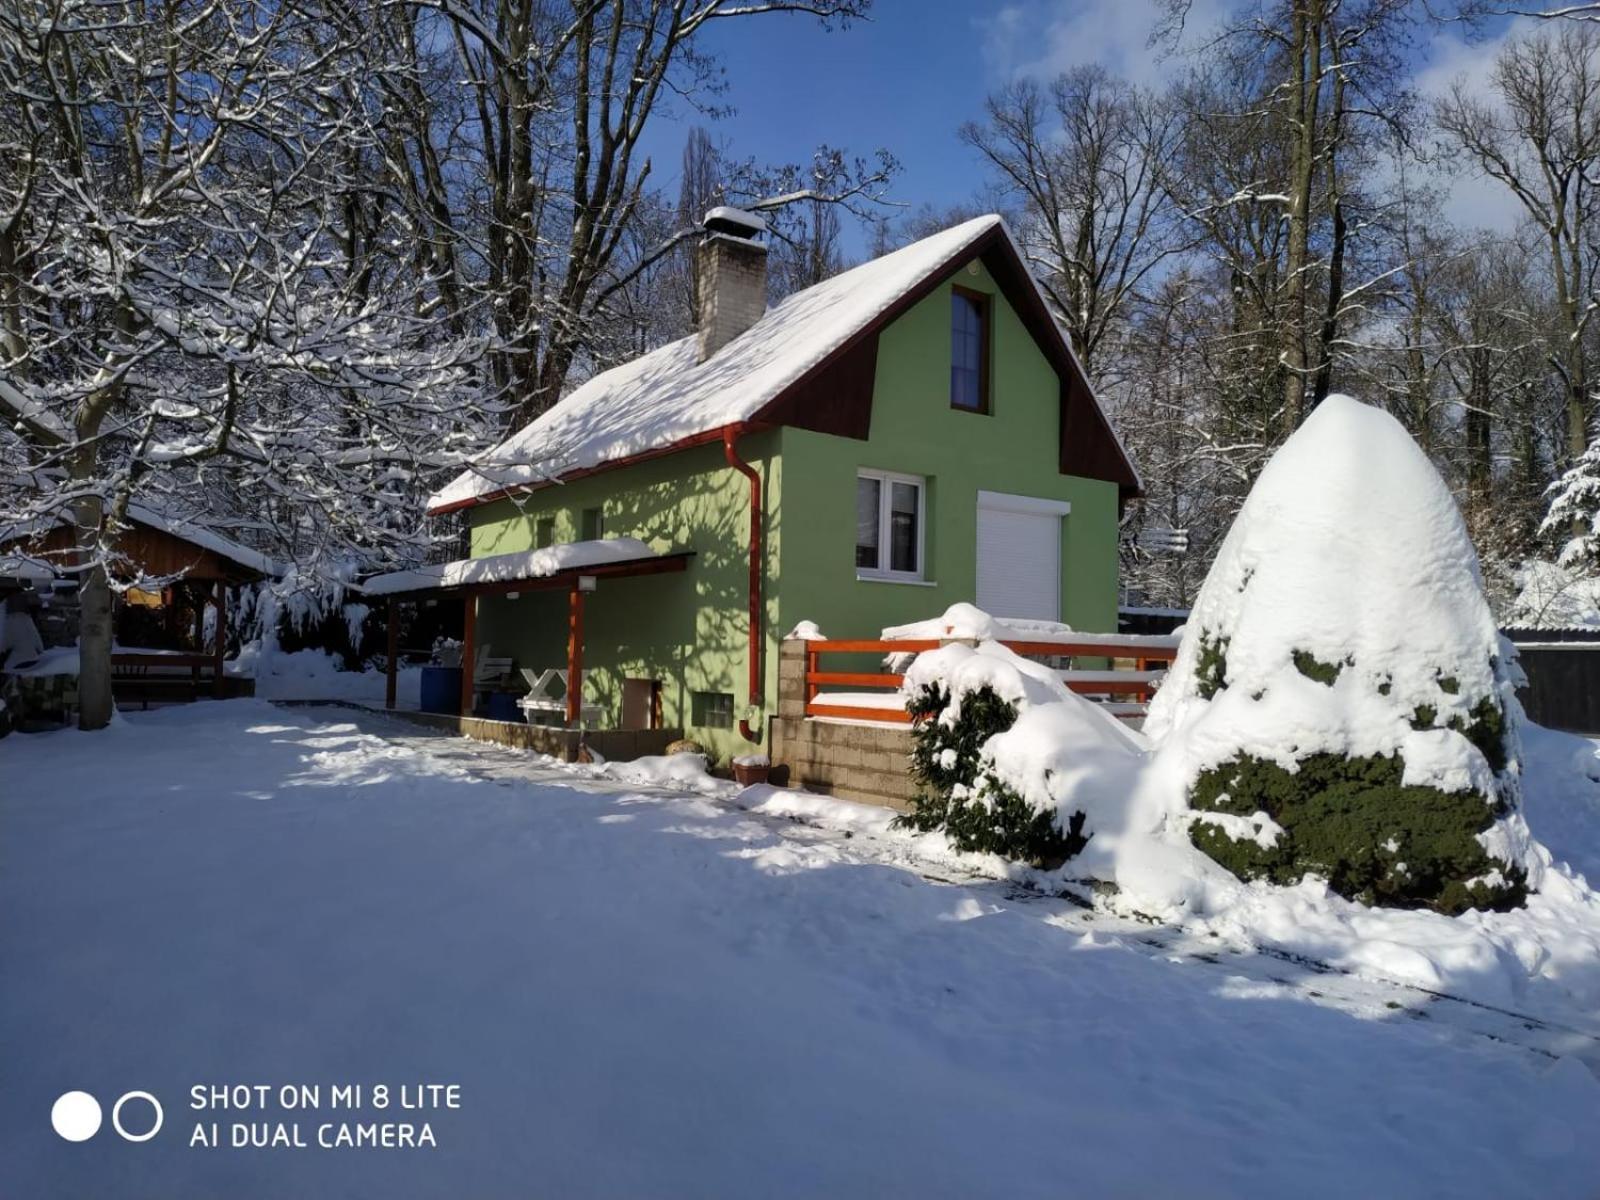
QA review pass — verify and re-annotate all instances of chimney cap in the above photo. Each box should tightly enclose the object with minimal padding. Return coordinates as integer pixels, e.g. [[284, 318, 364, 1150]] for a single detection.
[[702, 206, 767, 239]]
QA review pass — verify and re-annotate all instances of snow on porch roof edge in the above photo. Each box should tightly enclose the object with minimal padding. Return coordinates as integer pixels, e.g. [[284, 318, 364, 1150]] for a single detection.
[[358, 537, 692, 598]]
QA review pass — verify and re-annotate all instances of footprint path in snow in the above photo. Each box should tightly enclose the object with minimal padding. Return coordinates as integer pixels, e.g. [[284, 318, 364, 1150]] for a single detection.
[[313, 704, 1600, 1077]]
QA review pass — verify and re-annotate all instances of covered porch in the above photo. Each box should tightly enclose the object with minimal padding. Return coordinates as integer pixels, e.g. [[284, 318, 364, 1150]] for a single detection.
[[363, 539, 694, 759]]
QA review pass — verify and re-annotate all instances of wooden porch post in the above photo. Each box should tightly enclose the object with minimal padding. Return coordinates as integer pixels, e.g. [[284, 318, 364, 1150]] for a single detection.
[[460, 591, 476, 717], [385, 598, 398, 710], [566, 585, 585, 726], [212, 579, 226, 699]]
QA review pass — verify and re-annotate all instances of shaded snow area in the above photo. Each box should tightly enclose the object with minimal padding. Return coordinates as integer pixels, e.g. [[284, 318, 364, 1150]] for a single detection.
[[3, 702, 1599, 1199], [897, 633, 1600, 1022], [229, 645, 421, 704]]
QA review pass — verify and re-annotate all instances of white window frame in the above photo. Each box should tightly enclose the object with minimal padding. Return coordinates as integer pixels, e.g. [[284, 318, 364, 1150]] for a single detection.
[[856, 469, 927, 583]]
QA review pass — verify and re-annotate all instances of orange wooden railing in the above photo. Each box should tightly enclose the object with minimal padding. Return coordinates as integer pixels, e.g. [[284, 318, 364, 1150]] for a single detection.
[[804, 636, 1179, 725]]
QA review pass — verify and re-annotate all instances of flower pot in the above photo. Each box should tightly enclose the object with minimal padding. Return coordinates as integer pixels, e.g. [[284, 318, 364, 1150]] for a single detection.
[[732, 760, 771, 787]]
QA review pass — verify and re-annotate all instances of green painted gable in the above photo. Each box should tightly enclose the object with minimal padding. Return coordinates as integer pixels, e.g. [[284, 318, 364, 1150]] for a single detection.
[[775, 258, 1120, 646]]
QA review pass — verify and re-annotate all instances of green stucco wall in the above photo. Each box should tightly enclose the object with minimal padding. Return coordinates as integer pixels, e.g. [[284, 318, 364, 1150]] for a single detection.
[[466, 257, 1121, 758], [468, 435, 782, 763], [774, 261, 1120, 644]]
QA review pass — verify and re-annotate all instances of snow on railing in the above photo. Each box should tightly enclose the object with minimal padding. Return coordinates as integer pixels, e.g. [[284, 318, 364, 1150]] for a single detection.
[[803, 634, 1179, 725]]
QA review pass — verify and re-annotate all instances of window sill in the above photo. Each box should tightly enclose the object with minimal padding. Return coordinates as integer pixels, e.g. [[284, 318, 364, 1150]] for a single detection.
[[856, 572, 937, 587]]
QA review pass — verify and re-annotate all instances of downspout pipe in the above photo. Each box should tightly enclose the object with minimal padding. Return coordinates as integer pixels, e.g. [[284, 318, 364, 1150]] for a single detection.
[[722, 425, 764, 744]]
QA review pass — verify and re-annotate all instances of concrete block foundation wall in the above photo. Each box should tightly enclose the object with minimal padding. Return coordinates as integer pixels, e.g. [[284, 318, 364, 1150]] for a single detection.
[[769, 638, 918, 811]]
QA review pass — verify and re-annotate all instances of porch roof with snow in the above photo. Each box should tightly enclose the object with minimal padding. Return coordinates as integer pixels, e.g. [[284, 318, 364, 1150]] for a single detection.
[[427, 215, 1141, 516], [360, 537, 693, 600]]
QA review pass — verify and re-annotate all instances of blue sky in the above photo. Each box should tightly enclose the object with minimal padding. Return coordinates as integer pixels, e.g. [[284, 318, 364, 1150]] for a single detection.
[[638, 1, 1005, 255], [638, 0, 1532, 258]]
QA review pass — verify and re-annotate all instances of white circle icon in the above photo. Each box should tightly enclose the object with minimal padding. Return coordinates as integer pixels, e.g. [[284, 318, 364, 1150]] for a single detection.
[[51, 1091, 102, 1142], [112, 1091, 163, 1142]]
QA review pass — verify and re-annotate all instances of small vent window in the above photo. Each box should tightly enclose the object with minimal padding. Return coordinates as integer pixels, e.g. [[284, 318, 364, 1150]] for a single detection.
[[692, 691, 735, 730]]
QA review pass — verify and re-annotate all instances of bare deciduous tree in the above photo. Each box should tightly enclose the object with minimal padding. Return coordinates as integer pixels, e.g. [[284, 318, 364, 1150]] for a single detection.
[[1438, 22, 1600, 466], [960, 67, 1184, 380]]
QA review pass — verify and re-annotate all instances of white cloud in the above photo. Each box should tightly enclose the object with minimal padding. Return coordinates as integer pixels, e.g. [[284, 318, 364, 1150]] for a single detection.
[[977, 3, 1541, 235], [1412, 19, 1541, 235], [975, 0, 1227, 90]]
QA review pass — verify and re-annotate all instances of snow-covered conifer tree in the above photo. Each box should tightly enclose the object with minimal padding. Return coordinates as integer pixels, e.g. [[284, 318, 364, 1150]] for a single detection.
[[1145, 395, 1533, 914]]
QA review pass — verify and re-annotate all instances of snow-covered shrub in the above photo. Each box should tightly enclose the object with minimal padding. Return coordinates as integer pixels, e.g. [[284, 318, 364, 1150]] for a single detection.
[[899, 681, 1084, 866], [895, 639, 1146, 869], [1145, 395, 1533, 916]]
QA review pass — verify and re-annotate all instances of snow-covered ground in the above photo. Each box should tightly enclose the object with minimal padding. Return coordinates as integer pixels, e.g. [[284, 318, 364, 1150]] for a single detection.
[[230, 646, 423, 705], [3, 701, 1599, 1198]]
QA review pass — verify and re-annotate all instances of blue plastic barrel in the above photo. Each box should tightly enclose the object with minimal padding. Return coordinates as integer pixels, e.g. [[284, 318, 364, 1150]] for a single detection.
[[419, 666, 462, 715], [485, 691, 520, 722]]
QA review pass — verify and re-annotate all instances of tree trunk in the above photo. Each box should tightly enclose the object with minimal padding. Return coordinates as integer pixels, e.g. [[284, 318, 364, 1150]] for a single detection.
[[76, 557, 115, 731], [1281, 1, 1321, 435], [1466, 352, 1492, 494]]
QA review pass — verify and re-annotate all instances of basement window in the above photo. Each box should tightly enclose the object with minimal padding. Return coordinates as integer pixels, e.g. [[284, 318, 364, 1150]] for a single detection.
[[692, 691, 735, 730], [856, 470, 925, 582]]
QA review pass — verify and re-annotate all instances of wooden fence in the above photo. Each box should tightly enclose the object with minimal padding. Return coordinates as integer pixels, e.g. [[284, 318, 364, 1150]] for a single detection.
[[803, 634, 1180, 725]]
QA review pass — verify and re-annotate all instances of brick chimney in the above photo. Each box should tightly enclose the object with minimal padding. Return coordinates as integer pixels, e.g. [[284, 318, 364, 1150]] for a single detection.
[[696, 206, 767, 362]]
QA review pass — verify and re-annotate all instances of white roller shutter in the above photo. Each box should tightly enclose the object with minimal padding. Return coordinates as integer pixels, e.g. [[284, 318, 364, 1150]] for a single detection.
[[975, 491, 1069, 621]]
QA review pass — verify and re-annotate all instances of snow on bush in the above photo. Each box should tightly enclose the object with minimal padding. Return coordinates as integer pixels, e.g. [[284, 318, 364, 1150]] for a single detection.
[[895, 640, 1145, 868], [1145, 395, 1533, 915]]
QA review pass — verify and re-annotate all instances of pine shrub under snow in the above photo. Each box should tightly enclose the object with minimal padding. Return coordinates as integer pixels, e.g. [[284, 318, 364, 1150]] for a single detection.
[[895, 638, 1145, 869], [1145, 395, 1533, 916]]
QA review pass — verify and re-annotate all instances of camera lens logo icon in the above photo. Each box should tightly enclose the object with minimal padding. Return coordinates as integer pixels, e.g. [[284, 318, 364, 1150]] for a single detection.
[[52, 1091, 163, 1142], [50, 1092, 100, 1142]]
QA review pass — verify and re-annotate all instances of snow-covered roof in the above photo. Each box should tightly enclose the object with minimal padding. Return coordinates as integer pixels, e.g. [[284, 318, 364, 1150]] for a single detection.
[[430, 215, 1131, 514], [0, 503, 280, 579], [360, 537, 674, 596], [124, 504, 281, 578]]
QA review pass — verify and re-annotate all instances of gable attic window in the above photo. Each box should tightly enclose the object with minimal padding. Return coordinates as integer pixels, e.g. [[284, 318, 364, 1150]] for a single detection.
[[856, 470, 925, 582], [950, 285, 990, 413]]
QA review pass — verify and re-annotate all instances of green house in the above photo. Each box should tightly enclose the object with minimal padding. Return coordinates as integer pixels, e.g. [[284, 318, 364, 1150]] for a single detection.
[[417, 211, 1139, 759]]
